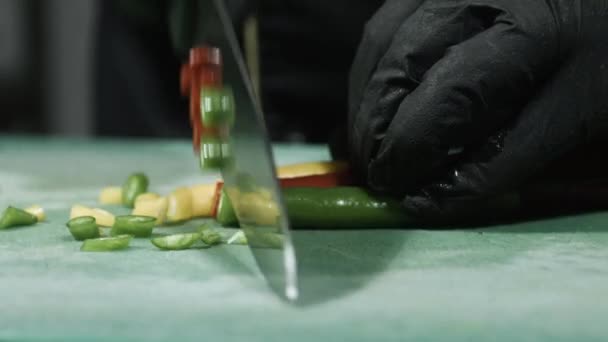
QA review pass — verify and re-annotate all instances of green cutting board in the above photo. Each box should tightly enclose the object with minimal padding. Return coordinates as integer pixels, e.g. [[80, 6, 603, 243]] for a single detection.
[[1, 136, 607, 342]]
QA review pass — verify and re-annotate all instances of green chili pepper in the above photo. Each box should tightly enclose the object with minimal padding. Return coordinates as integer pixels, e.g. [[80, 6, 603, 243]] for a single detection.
[[217, 187, 414, 228], [284, 187, 413, 228], [81, 235, 132, 252], [200, 137, 233, 170], [66, 216, 100, 241], [0, 206, 38, 229], [200, 87, 235, 127], [122, 173, 149, 208], [111, 215, 156, 237], [151, 233, 201, 250]]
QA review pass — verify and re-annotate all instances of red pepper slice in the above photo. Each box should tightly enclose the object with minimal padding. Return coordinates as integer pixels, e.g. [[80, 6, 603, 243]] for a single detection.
[[279, 173, 352, 188], [190, 46, 222, 66]]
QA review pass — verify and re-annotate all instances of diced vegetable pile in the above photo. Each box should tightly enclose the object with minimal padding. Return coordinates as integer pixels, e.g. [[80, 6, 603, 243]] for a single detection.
[[0, 171, 248, 252], [0, 161, 391, 252]]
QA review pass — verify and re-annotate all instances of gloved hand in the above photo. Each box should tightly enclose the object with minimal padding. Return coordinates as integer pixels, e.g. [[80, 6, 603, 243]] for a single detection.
[[347, 0, 608, 219]]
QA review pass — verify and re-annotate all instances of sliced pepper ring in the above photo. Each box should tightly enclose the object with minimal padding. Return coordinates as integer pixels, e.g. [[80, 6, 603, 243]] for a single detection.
[[180, 46, 225, 155], [199, 136, 233, 170], [200, 86, 235, 128]]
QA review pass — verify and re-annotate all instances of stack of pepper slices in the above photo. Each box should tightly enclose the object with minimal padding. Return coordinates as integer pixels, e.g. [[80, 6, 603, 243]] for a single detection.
[[180, 46, 354, 222], [181, 46, 234, 169]]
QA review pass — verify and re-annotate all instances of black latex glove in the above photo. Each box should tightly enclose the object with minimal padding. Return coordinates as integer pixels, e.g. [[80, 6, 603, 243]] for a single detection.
[[348, 0, 608, 219]]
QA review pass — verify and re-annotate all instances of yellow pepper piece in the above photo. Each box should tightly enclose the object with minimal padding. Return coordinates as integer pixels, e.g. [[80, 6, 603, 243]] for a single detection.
[[132, 196, 168, 225], [201, 161, 349, 186], [70, 205, 115, 227], [134, 192, 161, 207], [24, 205, 45, 221], [190, 184, 217, 217], [236, 191, 279, 226], [166, 187, 193, 223], [276, 161, 348, 178], [98, 186, 123, 205]]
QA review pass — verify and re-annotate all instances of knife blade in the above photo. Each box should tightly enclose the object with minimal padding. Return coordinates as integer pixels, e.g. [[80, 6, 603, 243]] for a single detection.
[[194, 0, 299, 301]]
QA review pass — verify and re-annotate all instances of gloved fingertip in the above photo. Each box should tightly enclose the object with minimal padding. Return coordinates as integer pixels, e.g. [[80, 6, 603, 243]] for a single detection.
[[367, 158, 388, 193], [402, 192, 441, 219]]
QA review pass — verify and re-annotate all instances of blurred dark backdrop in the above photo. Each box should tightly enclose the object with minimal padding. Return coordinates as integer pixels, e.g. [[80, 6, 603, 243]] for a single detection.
[[0, 0, 96, 136], [0, 0, 382, 142]]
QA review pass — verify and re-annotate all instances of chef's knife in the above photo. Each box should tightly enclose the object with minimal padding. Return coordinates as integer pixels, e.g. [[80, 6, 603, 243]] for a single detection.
[[193, 0, 298, 301]]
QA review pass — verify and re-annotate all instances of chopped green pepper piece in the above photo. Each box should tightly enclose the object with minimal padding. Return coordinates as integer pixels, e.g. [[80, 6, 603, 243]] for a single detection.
[[81, 235, 132, 252], [111, 215, 156, 237], [216, 188, 238, 226], [66, 216, 100, 241], [200, 229, 222, 245], [151, 233, 201, 250], [200, 87, 235, 127], [200, 137, 232, 170], [0, 206, 38, 229], [122, 173, 149, 208]]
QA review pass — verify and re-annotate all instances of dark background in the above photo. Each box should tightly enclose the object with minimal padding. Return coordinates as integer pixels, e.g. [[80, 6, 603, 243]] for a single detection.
[[0, 0, 96, 136], [0, 0, 382, 142]]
